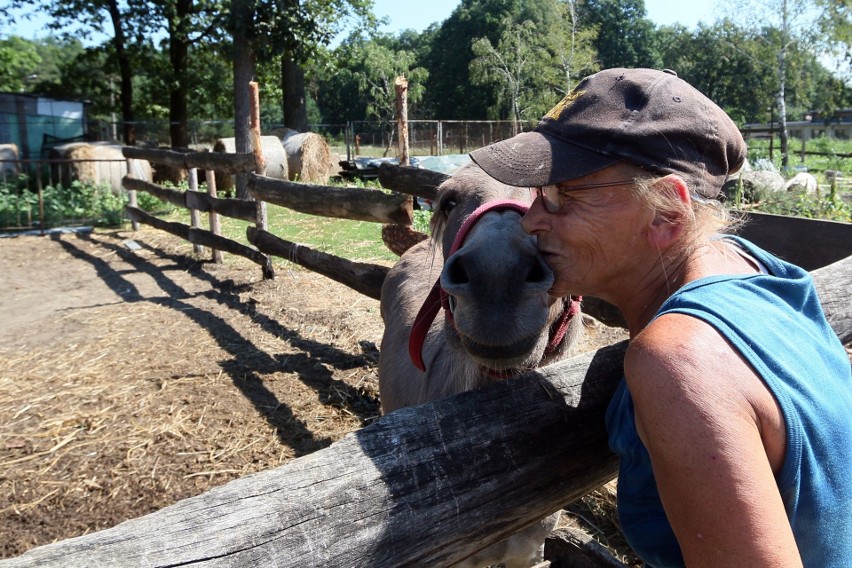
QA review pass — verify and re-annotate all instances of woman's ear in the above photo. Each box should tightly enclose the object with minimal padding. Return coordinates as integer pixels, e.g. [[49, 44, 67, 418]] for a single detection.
[[647, 175, 690, 248]]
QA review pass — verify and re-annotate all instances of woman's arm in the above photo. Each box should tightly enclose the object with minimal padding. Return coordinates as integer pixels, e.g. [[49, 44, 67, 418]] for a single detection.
[[625, 313, 802, 568]]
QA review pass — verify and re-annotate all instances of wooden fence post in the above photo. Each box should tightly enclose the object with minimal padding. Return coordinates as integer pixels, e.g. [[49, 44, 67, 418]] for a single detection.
[[395, 76, 410, 166], [249, 81, 273, 280], [126, 158, 139, 231], [204, 169, 224, 264], [187, 168, 204, 255]]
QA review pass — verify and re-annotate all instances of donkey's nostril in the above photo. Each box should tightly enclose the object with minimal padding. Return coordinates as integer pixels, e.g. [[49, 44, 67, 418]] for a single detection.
[[526, 256, 551, 284], [444, 256, 470, 286]]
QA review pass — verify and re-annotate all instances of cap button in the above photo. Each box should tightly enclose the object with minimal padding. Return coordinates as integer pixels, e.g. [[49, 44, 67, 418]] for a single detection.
[[662, 68, 678, 77]]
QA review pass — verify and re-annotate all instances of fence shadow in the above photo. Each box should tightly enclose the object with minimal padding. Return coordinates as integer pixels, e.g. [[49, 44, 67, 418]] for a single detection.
[[51, 230, 379, 457]]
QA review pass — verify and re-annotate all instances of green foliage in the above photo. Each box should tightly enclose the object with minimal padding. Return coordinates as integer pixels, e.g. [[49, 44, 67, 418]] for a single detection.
[[746, 136, 852, 176], [5, 0, 850, 156], [0, 180, 127, 229], [577, 0, 660, 68], [412, 208, 433, 234], [421, 0, 524, 119], [0, 35, 42, 92], [355, 36, 429, 123], [468, 1, 599, 124], [742, 191, 852, 223]]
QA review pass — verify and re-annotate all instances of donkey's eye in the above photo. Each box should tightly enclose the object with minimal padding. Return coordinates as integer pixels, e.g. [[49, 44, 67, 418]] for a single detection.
[[440, 198, 458, 217]]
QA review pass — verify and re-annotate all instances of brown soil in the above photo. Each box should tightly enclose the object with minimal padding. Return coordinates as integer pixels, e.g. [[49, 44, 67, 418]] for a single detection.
[[0, 227, 632, 563]]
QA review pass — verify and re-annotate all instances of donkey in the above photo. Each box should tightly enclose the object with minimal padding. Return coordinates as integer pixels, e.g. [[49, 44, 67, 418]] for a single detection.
[[378, 163, 584, 567]]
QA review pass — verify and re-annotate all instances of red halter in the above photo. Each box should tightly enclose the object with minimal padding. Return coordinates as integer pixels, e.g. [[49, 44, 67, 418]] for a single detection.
[[407, 199, 580, 372]]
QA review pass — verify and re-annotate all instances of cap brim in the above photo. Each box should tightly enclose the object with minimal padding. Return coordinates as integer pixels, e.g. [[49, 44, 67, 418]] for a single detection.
[[469, 131, 618, 187]]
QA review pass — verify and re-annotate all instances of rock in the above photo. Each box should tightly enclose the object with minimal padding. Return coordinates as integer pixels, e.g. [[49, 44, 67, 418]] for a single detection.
[[785, 172, 818, 194], [722, 170, 786, 202]]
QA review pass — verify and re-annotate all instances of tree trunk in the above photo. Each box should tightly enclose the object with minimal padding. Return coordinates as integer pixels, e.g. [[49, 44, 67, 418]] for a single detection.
[[231, 0, 256, 200], [282, 55, 308, 132], [106, 0, 135, 145], [168, 0, 191, 149], [777, 0, 791, 168]]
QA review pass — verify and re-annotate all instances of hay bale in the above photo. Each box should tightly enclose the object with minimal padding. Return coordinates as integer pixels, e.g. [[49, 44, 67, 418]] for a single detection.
[[0, 143, 19, 178], [281, 128, 333, 183], [213, 136, 288, 195], [50, 142, 152, 194]]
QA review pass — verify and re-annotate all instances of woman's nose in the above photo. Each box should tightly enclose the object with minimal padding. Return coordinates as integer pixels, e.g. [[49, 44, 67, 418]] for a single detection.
[[521, 197, 548, 235]]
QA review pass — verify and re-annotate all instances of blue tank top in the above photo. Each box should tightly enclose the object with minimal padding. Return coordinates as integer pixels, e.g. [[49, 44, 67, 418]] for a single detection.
[[606, 236, 852, 567]]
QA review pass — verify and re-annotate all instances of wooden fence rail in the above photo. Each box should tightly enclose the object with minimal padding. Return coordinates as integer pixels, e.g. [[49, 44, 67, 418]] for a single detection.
[[247, 172, 413, 225], [123, 146, 256, 175], [247, 226, 389, 300], [123, 177, 259, 223], [2, 255, 848, 568], [120, 145, 278, 278]]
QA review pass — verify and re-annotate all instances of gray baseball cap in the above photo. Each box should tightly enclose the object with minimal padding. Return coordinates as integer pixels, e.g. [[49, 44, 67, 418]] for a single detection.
[[469, 68, 747, 199]]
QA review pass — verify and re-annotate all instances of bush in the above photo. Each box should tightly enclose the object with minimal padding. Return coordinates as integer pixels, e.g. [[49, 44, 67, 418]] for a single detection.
[[0, 179, 128, 229]]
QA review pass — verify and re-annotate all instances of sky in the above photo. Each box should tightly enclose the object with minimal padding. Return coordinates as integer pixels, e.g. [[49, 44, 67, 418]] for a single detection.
[[371, 0, 718, 35], [2, 0, 719, 43]]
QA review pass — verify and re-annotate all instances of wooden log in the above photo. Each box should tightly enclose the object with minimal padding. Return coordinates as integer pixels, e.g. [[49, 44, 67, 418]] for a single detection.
[[395, 76, 410, 166], [378, 162, 446, 201], [122, 146, 256, 175], [737, 211, 852, 271], [3, 259, 848, 568], [184, 190, 259, 223], [204, 169, 224, 264], [812, 254, 852, 344], [545, 527, 629, 568], [123, 177, 186, 209], [247, 173, 413, 225], [188, 168, 204, 255], [246, 227, 389, 300], [122, 177, 258, 223], [124, 207, 273, 278]]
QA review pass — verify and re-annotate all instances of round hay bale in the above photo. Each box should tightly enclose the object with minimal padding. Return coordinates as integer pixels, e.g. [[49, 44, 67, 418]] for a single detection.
[[50, 142, 152, 195], [0, 143, 19, 178], [281, 128, 333, 183], [213, 136, 289, 195]]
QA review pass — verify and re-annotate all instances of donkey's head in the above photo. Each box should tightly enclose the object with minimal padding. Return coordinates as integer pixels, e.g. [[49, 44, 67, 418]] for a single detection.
[[410, 163, 582, 375]]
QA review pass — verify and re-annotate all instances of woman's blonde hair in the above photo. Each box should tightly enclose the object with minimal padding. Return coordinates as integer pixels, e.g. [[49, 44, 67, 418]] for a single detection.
[[632, 174, 743, 242]]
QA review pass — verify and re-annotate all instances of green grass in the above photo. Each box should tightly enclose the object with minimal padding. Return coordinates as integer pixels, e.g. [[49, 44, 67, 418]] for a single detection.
[[163, 203, 403, 265], [746, 136, 851, 177]]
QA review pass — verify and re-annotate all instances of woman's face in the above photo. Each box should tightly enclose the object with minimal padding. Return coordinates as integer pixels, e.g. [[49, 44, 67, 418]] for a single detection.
[[521, 163, 655, 300]]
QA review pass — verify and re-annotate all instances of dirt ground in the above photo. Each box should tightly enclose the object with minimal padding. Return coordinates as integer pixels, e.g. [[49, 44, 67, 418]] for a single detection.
[[0, 227, 634, 563]]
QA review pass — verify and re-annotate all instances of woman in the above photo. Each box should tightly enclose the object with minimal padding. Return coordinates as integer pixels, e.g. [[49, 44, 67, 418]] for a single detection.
[[469, 68, 852, 567]]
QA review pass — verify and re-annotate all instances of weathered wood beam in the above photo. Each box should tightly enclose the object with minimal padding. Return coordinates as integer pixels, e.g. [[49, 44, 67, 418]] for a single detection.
[[377, 162, 446, 201], [737, 211, 852, 271], [247, 173, 413, 225], [246, 227, 389, 300], [2, 258, 848, 568], [125, 207, 273, 279], [122, 146, 256, 175], [123, 177, 186, 209], [122, 177, 259, 224]]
